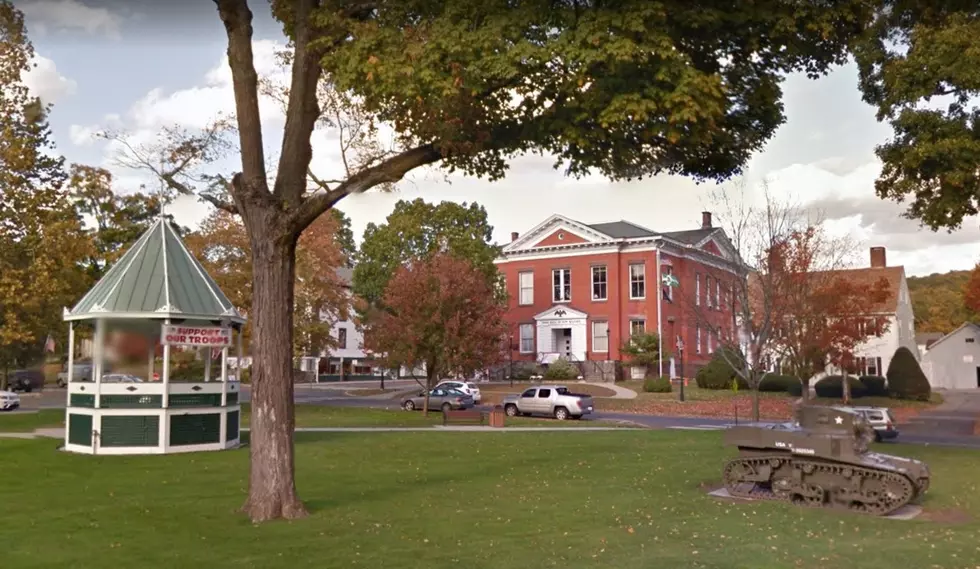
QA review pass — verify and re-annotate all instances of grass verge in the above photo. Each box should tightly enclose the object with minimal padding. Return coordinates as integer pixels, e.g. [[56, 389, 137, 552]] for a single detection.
[[1, 430, 977, 568]]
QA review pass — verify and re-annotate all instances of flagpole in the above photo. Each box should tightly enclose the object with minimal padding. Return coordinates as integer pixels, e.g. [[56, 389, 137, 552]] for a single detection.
[[656, 248, 663, 377]]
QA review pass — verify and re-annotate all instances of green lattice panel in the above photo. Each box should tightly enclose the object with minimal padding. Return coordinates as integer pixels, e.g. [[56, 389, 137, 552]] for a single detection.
[[68, 414, 92, 446], [69, 393, 95, 408], [100, 415, 160, 447], [169, 393, 222, 408], [226, 393, 238, 405], [226, 410, 240, 441], [100, 395, 162, 408], [170, 413, 221, 446]]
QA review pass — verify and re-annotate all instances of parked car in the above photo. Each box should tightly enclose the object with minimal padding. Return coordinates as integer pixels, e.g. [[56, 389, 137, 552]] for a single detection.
[[100, 374, 143, 383], [434, 380, 482, 403], [836, 405, 899, 441], [402, 387, 474, 412], [5, 369, 43, 393], [501, 385, 594, 420], [56, 360, 107, 387], [0, 390, 20, 411]]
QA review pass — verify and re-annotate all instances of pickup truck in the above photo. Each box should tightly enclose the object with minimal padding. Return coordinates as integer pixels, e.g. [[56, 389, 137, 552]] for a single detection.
[[501, 384, 594, 420]]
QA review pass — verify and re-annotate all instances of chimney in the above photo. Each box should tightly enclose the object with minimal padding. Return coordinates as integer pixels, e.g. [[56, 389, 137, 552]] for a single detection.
[[701, 211, 712, 229], [510, 232, 519, 242], [870, 246, 887, 268]]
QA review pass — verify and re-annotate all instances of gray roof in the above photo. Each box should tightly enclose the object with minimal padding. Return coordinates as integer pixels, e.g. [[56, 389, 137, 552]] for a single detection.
[[587, 221, 658, 239], [661, 228, 717, 245], [65, 215, 245, 323], [916, 332, 944, 346]]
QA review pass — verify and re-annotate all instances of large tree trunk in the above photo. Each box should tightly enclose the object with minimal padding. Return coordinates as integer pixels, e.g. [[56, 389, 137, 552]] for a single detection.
[[241, 225, 307, 522]]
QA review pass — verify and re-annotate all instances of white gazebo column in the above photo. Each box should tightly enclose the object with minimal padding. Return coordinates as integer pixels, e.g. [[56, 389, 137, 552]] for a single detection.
[[204, 347, 212, 382], [221, 344, 229, 405], [236, 327, 244, 380], [64, 322, 75, 446], [93, 319, 105, 408], [161, 318, 171, 453]]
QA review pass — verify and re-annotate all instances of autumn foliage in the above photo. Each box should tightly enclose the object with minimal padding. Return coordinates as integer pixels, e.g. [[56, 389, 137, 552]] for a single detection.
[[364, 253, 507, 414], [765, 228, 892, 399], [185, 209, 349, 356]]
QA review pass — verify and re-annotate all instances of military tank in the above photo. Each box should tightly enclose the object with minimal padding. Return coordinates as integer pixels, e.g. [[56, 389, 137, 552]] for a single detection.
[[721, 405, 930, 516]]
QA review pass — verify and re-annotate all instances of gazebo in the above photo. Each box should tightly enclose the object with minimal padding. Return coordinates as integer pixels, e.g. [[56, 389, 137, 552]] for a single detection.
[[61, 214, 247, 455]]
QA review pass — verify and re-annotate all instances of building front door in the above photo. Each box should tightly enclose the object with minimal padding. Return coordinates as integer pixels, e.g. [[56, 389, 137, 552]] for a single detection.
[[975, 366, 980, 388], [559, 328, 572, 358]]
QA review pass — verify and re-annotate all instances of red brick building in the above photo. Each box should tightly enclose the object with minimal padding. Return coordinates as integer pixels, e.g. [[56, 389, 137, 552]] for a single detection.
[[495, 213, 742, 379]]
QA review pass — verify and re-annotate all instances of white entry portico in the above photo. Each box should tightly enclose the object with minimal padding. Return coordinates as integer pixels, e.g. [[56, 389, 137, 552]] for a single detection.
[[534, 305, 588, 363]]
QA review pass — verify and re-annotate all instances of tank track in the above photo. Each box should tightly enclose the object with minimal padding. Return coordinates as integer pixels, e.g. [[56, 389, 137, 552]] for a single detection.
[[722, 455, 918, 516]]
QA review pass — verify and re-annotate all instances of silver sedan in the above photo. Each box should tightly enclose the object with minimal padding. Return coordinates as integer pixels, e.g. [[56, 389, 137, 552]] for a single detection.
[[401, 387, 474, 412]]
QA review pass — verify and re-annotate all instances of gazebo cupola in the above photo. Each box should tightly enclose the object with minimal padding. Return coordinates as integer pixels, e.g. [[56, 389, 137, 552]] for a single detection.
[[61, 213, 246, 455]]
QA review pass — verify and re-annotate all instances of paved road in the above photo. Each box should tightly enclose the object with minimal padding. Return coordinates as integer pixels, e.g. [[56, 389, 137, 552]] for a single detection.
[[239, 388, 980, 450], [21, 385, 980, 450]]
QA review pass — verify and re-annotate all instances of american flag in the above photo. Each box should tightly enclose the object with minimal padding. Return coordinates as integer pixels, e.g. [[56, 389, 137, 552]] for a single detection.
[[43, 334, 55, 353]]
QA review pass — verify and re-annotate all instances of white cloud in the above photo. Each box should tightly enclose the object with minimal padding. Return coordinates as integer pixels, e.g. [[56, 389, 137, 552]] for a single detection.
[[69, 124, 97, 146], [85, 42, 980, 277], [23, 54, 75, 104], [19, 0, 122, 38]]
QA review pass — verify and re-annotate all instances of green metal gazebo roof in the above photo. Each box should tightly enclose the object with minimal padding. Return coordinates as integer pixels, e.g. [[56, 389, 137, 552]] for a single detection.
[[64, 215, 246, 324]]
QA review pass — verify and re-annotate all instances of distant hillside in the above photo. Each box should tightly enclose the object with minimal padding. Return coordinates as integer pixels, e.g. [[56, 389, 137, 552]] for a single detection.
[[907, 270, 978, 334]]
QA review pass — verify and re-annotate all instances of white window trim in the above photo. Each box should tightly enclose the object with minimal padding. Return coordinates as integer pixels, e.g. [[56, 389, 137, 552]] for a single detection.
[[629, 319, 646, 338], [695, 273, 701, 306], [552, 268, 571, 303], [518, 323, 534, 353], [591, 265, 607, 301], [696, 325, 702, 354], [707, 328, 713, 353], [592, 320, 609, 353], [629, 263, 646, 300], [518, 271, 534, 305], [705, 275, 712, 308]]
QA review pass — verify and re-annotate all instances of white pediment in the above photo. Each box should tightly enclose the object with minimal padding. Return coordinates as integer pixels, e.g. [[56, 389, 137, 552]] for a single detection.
[[534, 305, 589, 321], [699, 232, 740, 263], [503, 214, 614, 253]]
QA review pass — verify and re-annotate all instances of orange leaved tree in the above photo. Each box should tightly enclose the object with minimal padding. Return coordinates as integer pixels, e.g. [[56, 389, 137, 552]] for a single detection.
[[364, 253, 508, 416]]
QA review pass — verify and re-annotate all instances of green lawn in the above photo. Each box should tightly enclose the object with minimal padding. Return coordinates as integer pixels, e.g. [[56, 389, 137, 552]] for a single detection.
[[0, 409, 64, 432], [0, 405, 624, 434], [1, 431, 977, 568]]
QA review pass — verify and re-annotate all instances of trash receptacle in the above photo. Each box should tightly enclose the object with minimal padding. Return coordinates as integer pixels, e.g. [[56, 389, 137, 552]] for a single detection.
[[490, 405, 505, 428]]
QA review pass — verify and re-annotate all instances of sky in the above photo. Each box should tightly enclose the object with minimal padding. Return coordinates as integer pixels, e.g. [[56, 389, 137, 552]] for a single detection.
[[15, 0, 980, 278]]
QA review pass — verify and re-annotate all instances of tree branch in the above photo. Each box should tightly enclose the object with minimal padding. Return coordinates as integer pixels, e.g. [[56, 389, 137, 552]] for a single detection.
[[215, 0, 267, 196], [273, 0, 324, 205], [291, 144, 443, 234]]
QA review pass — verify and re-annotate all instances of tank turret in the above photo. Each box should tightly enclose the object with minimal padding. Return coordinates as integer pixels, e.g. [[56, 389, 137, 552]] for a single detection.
[[721, 405, 930, 516]]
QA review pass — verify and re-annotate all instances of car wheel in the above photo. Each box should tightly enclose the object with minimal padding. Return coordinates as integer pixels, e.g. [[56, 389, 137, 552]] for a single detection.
[[441, 402, 452, 412], [504, 404, 518, 417], [554, 407, 569, 421], [403, 400, 415, 411]]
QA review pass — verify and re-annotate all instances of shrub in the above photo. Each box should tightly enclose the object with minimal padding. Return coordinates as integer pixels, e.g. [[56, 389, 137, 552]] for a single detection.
[[544, 358, 579, 380], [643, 376, 672, 393], [813, 375, 866, 399], [859, 375, 887, 397], [786, 380, 803, 397], [758, 374, 801, 393], [510, 362, 543, 380], [695, 346, 749, 390], [886, 347, 932, 401]]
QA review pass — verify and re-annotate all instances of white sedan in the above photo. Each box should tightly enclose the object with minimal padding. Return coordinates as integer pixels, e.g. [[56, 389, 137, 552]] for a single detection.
[[434, 380, 481, 403], [0, 390, 21, 411]]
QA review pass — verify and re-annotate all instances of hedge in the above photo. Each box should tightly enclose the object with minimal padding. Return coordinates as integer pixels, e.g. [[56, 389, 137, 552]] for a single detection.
[[887, 347, 932, 401], [758, 374, 802, 393], [643, 376, 672, 393], [858, 375, 887, 397], [544, 358, 579, 380], [813, 375, 866, 399], [695, 347, 749, 390]]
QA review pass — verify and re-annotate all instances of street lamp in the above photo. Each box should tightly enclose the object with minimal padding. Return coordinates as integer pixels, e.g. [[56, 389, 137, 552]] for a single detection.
[[675, 336, 685, 402]]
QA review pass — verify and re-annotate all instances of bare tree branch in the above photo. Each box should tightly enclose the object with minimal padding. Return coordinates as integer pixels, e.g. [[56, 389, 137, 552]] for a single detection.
[[291, 144, 443, 233]]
